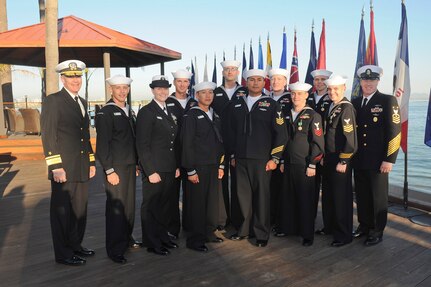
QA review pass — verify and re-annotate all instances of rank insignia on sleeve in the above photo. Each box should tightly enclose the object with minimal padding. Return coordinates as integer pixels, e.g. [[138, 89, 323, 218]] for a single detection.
[[343, 118, 354, 133], [314, 122, 322, 136], [259, 101, 271, 107], [276, 111, 284, 125], [392, 107, 401, 124]]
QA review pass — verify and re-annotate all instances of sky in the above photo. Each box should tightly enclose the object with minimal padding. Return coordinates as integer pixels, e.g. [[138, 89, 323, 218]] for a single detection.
[[4, 0, 431, 102]]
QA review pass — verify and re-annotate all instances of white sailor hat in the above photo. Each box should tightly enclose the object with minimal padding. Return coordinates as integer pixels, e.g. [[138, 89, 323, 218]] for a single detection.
[[171, 69, 192, 79], [244, 69, 266, 79], [106, 75, 133, 86], [220, 60, 241, 68], [149, 75, 171, 88], [194, 81, 217, 92], [357, 65, 383, 80], [55, 60, 86, 76], [311, 69, 333, 78], [268, 68, 289, 79], [288, 82, 312, 91], [324, 75, 347, 86]]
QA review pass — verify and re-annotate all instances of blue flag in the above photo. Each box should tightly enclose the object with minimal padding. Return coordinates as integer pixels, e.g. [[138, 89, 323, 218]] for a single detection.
[[241, 44, 247, 86], [258, 37, 264, 69], [280, 27, 287, 69], [249, 40, 254, 69], [212, 53, 217, 84], [351, 10, 366, 100], [304, 24, 317, 86], [425, 89, 431, 147], [189, 60, 195, 98]]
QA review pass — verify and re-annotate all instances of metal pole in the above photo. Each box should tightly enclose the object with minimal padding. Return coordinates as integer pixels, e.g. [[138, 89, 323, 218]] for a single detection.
[[403, 150, 408, 210], [125, 67, 131, 106]]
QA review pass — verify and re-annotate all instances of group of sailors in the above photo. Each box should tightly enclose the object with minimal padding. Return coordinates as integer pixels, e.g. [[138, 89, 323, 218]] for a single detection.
[[40, 59, 401, 266]]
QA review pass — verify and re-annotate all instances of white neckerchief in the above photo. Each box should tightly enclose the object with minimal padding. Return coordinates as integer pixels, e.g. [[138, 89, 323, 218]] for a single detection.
[[65, 87, 85, 116]]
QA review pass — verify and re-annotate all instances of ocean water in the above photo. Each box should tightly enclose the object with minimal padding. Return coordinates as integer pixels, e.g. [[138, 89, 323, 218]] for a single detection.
[[389, 100, 431, 195]]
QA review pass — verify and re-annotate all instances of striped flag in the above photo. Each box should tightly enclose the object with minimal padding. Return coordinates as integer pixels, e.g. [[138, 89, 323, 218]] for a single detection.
[[265, 33, 273, 92], [249, 39, 254, 69], [258, 36, 264, 69], [351, 9, 367, 100], [393, 0, 410, 152], [189, 59, 196, 98], [425, 89, 431, 147], [289, 29, 299, 84], [241, 43, 247, 86], [316, 19, 326, 69], [305, 21, 317, 86], [280, 26, 287, 69], [212, 53, 217, 84], [366, 4, 378, 65]]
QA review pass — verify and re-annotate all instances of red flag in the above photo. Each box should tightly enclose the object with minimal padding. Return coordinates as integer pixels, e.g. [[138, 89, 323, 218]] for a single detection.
[[365, 6, 378, 65], [289, 30, 299, 84], [264, 34, 272, 92], [316, 19, 326, 69]]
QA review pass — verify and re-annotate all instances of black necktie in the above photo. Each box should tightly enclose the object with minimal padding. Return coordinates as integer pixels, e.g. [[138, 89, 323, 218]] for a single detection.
[[362, 98, 368, 108], [75, 96, 83, 116], [163, 107, 168, 115]]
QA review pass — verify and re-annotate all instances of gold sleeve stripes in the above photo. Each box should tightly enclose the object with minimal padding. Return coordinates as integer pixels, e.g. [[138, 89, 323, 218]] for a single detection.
[[89, 153, 95, 162], [45, 154, 62, 166], [271, 145, 284, 155], [387, 133, 401, 157], [339, 153, 354, 159]]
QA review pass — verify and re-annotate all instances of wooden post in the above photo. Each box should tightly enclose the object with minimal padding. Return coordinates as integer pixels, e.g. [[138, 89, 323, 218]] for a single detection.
[[103, 49, 111, 102], [126, 67, 131, 106]]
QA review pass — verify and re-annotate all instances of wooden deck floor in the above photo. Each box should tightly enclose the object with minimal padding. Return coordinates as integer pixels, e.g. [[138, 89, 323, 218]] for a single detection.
[[0, 158, 430, 287]]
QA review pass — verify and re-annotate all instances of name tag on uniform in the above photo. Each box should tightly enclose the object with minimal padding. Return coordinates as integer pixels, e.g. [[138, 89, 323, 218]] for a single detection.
[[167, 103, 175, 107], [235, 104, 242, 108], [259, 108, 267, 112], [197, 115, 204, 119], [113, 112, 121, 116], [156, 116, 163, 120], [216, 93, 223, 97]]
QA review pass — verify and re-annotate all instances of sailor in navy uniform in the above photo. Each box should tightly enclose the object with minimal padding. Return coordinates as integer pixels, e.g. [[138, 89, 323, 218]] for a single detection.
[[322, 75, 357, 247], [181, 81, 226, 252], [96, 75, 139, 264], [41, 60, 96, 266], [307, 69, 333, 226], [211, 60, 247, 230], [351, 65, 401, 246], [165, 69, 197, 237], [267, 68, 291, 230], [275, 82, 324, 246], [136, 75, 180, 256], [228, 69, 288, 247]]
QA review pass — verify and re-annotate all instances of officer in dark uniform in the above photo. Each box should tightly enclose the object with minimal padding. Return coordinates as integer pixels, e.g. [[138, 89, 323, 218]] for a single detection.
[[41, 59, 96, 266], [267, 68, 291, 231], [352, 65, 401, 246], [136, 75, 180, 256], [275, 82, 324, 247], [306, 69, 333, 227], [165, 69, 197, 237], [96, 75, 139, 264], [228, 69, 288, 247], [322, 75, 357, 247], [211, 60, 247, 230], [181, 81, 226, 252]]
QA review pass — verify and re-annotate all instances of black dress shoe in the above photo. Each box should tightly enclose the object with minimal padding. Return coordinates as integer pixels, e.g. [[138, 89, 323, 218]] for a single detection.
[[109, 254, 127, 264], [147, 247, 170, 256], [167, 232, 178, 240], [163, 241, 179, 249], [209, 237, 224, 243], [56, 255, 86, 266], [315, 228, 329, 235], [364, 236, 382, 246], [352, 226, 367, 239], [188, 245, 208, 252], [216, 225, 225, 231], [129, 240, 143, 249], [330, 240, 347, 247], [274, 232, 287, 237], [302, 239, 314, 246], [230, 234, 249, 241], [255, 240, 268, 247], [74, 247, 95, 257]]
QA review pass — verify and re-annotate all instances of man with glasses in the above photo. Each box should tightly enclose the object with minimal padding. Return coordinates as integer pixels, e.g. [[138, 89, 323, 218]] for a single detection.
[[41, 59, 96, 266]]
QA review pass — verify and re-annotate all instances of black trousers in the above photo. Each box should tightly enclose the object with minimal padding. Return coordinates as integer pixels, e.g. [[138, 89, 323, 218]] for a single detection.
[[354, 169, 388, 237], [235, 159, 271, 241], [270, 168, 283, 227], [185, 165, 223, 248], [279, 165, 315, 240], [322, 164, 353, 243], [166, 169, 183, 235], [50, 180, 88, 260], [221, 161, 238, 228], [141, 172, 174, 249], [313, 164, 324, 219], [105, 165, 136, 257]]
